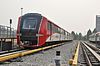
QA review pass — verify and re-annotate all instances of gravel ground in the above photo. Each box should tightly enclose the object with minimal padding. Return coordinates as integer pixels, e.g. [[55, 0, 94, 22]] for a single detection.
[[0, 41, 76, 66]]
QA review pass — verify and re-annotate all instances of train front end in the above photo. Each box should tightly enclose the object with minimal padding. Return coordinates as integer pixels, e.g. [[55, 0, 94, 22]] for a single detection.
[[17, 13, 43, 48]]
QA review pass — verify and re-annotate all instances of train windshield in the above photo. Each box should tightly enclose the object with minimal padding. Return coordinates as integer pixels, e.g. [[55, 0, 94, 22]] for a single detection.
[[22, 17, 37, 29]]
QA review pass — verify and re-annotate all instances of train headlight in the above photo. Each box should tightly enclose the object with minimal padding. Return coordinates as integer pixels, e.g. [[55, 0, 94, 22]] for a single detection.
[[36, 34, 43, 36]]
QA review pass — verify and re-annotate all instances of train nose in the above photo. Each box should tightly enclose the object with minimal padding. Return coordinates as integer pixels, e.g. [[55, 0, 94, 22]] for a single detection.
[[23, 40, 37, 45], [20, 32, 38, 45]]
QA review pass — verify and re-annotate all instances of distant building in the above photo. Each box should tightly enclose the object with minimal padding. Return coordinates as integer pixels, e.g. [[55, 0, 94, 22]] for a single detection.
[[96, 15, 100, 32]]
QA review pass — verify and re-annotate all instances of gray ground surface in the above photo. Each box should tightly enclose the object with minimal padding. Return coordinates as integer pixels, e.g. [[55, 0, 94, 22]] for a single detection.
[[0, 41, 76, 66]]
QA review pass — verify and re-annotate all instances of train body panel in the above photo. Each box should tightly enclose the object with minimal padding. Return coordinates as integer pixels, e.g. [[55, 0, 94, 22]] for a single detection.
[[89, 32, 100, 42], [17, 17, 21, 45], [38, 17, 48, 46], [46, 33, 70, 42], [17, 13, 73, 48], [89, 32, 100, 48]]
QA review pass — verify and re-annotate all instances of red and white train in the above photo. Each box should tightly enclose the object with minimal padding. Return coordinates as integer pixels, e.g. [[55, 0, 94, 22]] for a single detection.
[[17, 13, 72, 48]]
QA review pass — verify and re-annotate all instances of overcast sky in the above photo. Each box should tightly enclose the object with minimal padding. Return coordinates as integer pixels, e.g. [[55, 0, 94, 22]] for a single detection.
[[0, 0, 100, 35]]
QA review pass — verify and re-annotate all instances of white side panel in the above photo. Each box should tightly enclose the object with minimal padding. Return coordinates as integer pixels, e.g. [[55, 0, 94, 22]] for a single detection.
[[46, 33, 60, 42], [46, 33, 69, 42]]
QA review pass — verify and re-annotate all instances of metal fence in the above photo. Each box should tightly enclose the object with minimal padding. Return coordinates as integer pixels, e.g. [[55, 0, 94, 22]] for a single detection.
[[0, 25, 16, 38]]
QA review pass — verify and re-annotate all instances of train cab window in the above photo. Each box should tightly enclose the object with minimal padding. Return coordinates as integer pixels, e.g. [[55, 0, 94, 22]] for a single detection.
[[22, 18, 37, 29]]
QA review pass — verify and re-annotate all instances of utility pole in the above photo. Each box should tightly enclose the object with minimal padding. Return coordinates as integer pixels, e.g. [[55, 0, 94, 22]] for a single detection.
[[21, 8, 23, 16], [10, 19, 12, 37]]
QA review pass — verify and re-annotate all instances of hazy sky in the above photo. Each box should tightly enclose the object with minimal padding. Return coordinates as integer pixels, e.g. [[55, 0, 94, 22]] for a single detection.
[[0, 0, 100, 35]]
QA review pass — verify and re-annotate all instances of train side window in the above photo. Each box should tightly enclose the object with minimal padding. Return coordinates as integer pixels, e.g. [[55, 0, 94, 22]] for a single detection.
[[47, 22, 51, 30], [55, 26, 58, 33], [52, 24, 56, 33], [62, 30, 64, 34], [52, 24, 54, 32], [58, 28, 61, 34], [64, 30, 66, 35]]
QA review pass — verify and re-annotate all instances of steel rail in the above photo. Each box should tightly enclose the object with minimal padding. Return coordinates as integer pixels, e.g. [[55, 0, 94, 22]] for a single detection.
[[82, 42, 100, 61], [81, 43, 92, 66], [81, 42, 100, 66]]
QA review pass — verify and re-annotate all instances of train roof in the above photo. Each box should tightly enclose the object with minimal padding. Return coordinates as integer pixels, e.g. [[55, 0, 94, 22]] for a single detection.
[[21, 13, 70, 34], [47, 20, 69, 33], [90, 32, 100, 37], [22, 13, 41, 17]]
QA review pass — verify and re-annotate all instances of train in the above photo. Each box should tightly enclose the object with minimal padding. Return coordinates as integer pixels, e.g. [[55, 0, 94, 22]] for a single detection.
[[89, 32, 100, 48], [16, 13, 73, 48], [89, 32, 100, 42]]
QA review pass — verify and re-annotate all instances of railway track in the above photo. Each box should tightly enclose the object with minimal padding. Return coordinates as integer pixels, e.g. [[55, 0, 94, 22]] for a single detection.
[[0, 49, 23, 55], [84, 42, 100, 55], [81, 42, 100, 66]]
